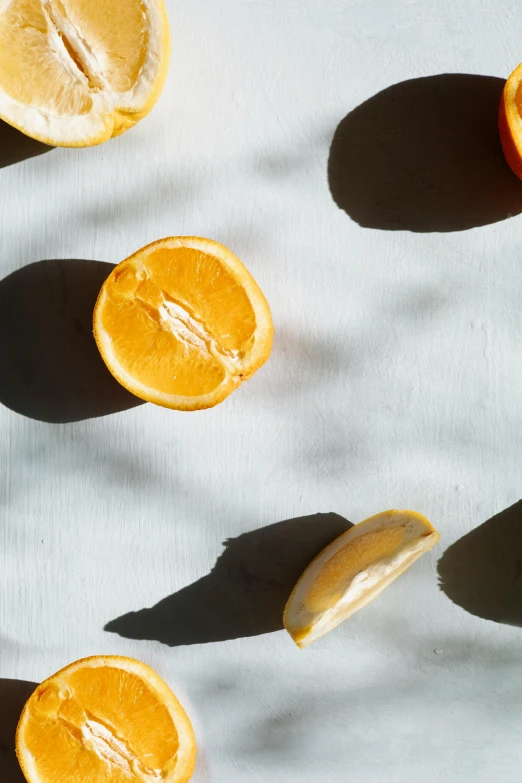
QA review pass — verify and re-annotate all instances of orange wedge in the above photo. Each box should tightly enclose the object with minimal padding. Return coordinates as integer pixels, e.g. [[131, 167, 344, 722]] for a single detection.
[[16, 656, 196, 783], [284, 510, 440, 648], [499, 63, 522, 179], [93, 237, 273, 411], [0, 0, 170, 147]]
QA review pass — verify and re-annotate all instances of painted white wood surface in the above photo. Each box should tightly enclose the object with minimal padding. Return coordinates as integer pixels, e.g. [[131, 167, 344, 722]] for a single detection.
[[2, 0, 522, 780]]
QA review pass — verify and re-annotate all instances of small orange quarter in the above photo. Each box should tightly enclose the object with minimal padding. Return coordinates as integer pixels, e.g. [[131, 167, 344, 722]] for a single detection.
[[93, 237, 273, 411], [284, 510, 440, 648]]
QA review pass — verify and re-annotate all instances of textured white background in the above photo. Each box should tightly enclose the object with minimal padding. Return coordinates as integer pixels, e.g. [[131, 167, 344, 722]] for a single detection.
[[2, 0, 522, 780]]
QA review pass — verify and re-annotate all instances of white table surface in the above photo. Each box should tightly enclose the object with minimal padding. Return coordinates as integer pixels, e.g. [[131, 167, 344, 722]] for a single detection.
[[2, 0, 522, 780]]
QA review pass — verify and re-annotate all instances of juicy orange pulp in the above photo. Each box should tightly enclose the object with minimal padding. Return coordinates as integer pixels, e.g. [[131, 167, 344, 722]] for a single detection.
[[102, 246, 256, 396], [306, 526, 407, 612]]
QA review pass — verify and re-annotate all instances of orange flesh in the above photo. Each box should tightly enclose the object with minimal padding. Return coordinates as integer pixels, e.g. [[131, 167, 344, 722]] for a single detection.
[[99, 247, 257, 397], [22, 666, 178, 782], [516, 81, 522, 120], [306, 526, 407, 612], [0, 0, 148, 113], [55, 0, 148, 92]]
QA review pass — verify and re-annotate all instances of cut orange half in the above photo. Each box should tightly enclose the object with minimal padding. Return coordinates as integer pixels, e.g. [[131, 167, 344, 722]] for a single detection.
[[0, 0, 171, 147], [284, 510, 440, 648], [93, 237, 273, 411], [499, 63, 522, 179], [16, 655, 196, 783]]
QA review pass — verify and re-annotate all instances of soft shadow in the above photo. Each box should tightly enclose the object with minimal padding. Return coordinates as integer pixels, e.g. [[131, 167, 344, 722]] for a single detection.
[[328, 73, 522, 232], [0, 678, 37, 783], [438, 500, 522, 625], [0, 120, 51, 168], [105, 512, 352, 646], [0, 259, 143, 422]]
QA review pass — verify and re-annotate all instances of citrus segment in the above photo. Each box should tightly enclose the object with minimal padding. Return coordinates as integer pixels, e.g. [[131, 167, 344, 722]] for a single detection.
[[0, 0, 170, 146], [16, 656, 196, 783], [93, 237, 273, 410], [284, 510, 440, 648], [499, 63, 522, 179]]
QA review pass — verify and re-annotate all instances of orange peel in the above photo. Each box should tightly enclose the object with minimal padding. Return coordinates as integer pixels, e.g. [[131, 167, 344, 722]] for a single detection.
[[499, 63, 522, 179]]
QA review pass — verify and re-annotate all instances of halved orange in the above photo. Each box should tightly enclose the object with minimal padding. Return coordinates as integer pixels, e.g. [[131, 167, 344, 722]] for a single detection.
[[499, 63, 522, 179], [284, 510, 440, 648], [93, 237, 273, 411], [16, 655, 196, 783], [0, 0, 170, 147]]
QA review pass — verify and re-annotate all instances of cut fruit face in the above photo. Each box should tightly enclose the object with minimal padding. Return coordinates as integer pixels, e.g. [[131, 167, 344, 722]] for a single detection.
[[0, 0, 170, 146], [284, 510, 440, 648], [93, 237, 273, 411], [16, 656, 196, 783], [499, 63, 522, 180]]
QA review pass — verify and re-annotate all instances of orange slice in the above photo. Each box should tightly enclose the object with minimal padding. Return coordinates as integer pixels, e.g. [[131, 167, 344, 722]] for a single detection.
[[499, 63, 522, 179], [93, 237, 273, 411], [284, 510, 440, 648], [16, 655, 196, 783], [0, 0, 170, 147]]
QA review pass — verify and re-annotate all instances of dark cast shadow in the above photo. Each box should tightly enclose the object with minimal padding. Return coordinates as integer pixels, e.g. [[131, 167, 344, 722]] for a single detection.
[[0, 678, 37, 783], [0, 120, 52, 169], [328, 73, 522, 232], [105, 512, 352, 646], [0, 259, 143, 422], [438, 500, 522, 625]]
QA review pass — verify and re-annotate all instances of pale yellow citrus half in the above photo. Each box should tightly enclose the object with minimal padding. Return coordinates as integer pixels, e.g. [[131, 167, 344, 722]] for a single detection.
[[284, 510, 440, 648], [93, 237, 273, 411], [0, 0, 171, 147], [16, 655, 196, 783]]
